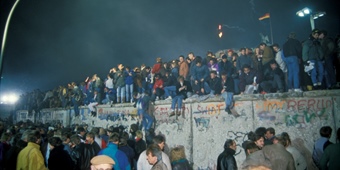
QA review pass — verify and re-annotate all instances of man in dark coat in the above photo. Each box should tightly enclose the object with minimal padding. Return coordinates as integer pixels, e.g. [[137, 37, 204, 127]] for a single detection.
[[217, 139, 237, 170]]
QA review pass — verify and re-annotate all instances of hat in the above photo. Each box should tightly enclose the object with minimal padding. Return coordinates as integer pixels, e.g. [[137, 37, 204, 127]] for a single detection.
[[91, 155, 115, 165]]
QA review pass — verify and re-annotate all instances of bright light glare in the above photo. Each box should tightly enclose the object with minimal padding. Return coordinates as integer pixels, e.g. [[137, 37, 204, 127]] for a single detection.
[[297, 11, 304, 17], [1, 94, 18, 104], [303, 8, 311, 14]]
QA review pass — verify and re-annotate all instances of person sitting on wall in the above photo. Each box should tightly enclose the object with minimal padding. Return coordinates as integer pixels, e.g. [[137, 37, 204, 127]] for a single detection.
[[259, 61, 285, 93], [169, 76, 191, 117], [151, 73, 164, 101], [239, 64, 262, 94], [191, 57, 211, 95]]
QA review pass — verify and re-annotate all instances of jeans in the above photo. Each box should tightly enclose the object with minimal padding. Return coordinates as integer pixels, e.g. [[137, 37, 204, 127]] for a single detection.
[[125, 84, 134, 102], [151, 88, 164, 101], [324, 55, 336, 87], [116, 86, 126, 98], [164, 86, 176, 98], [138, 109, 153, 130], [171, 95, 184, 110], [192, 81, 211, 95], [284, 56, 300, 89], [221, 92, 233, 108], [309, 60, 324, 85], [71, 98, 79, 117]]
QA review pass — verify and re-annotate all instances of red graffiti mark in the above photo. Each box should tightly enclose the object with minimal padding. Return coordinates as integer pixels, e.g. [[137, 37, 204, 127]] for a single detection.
[[288, 98, 332, 112]]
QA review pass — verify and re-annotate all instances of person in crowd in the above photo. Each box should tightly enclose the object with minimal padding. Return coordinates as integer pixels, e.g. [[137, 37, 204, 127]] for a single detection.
[[91, 74, 103, 104], [146, 144, 169, 170], [163, 71, 177, 100], [125, 66, 135, 103], [248, 131, 265, 149], [102, 87, 116, 105], [86, 132, 101, 154], [137, 135, 172, 170], [169, 76, 191, 117], [119, 137, 135, 169], [320, 128, 340, 170], [259, 42, 275, 70], [16, 130, 46, 170], [208, 58, 220, 75], [241, 142, 272, 170], [218, 54, 233, 77], [191, 58, 211, 95], [170, 146, 192, 170], [239, 64, 261, 94], [91, 127, 106, 149], [188, 52, 197, 75], [170, 60, 179, 78], [251, 47, 263, 71], [231, 60, 240, 94], [90, 155, 115, 170], [152, 57, 164, 78], [178, 55, 189, 80], [302, 29, 324, 90], [264, 127, 275, 145], [236, 48, 253, 74], [47, 137, 74, 170], [219, 71, 235, 114], [217, 139, 238, 170], [319, 30, 337, 89], [275, 132, 307, 170], [98, 132, 131, 170], [77, 126, 86, 143], [283, 32, 303, 92], [272, 44, 288, 90], [88, 90, 100, 117], [61, 132, 72, 155], [70, 82, 82, 117], [115, 64, 126, 103], [151, 73, 164, 101], [136, 92, 154, 131], [312, 126, 333, 168], [134, 130, 147, 162], [262, 135, 295, 170], [208, 70, 222, 96], [4, 131, 28, 170], [259, 61, 285, 93]]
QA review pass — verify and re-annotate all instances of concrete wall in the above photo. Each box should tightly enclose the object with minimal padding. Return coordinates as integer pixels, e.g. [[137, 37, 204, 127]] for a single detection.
[[15, 90, 340, 170]]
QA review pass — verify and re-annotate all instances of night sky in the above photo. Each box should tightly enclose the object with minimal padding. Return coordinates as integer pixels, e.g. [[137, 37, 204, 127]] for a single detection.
[[0, 0, 339, 95]]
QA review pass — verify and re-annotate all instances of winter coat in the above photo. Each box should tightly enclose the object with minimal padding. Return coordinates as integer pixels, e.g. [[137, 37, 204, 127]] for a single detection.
[[217, 148, 237, 170], [115, 69, 126, 87], [242, 150, 272, 169], [175, 80, 191, 99], [320, 143, 340, 170], [124, 70, 135, 85], [222, 77, 235, 93], [179, 61, 189, 79], [134, 138, 146, 161], [208, 77, 222, 95], [286, 146, 307, 170], [236, 55, 253, 71], [151, 160, 168, 170], [98, 142, 131, 170], [262, 46, 274, 65], [70, 143, 97, 170], [262, 143, 296, 170], [191, 65, 210, 82], [302, 37, 324, 62], [48, 145, 74, 170], [16, 142, 47, 170], [218, 60, 233, 76], [283, 38, 302, 58], [239, 69, 261, 92], [172, 159, 192, 170]]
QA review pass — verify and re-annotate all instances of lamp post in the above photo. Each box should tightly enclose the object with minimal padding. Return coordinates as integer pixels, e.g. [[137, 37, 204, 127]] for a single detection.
[[296, 7, 326, 30]]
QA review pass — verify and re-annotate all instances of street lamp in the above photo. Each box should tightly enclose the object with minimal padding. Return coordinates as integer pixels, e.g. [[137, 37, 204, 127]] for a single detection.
[[296, 7, 326, 30]]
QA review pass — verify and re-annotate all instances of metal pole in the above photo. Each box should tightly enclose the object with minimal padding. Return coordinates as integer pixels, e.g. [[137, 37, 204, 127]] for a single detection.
[[309, 14, 315, 30], [0, 0, 21, 83], [269, 17, 274, 44]]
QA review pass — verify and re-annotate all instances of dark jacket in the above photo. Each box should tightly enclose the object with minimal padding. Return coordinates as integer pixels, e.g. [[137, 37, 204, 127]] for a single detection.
[[115, 69, 126, 87], [48, 145, 74, 170], [218, 60, 233, 76], [175, 80, 191, 99], [134, 138, 146, 161], [70, 143, 98, 170], [320, 37, 335, 59], [119, 145, 135, 165], [208, 77, 222, 95], [263, 67, 284, 82], [163, 75, 176, 87], [302, 36, 324, 62], [262, 144, 296, 170], [192, 65, 210, 82], [320, 143, 340, 170], [222, 77, 235, 93], [172, 159, 192, 170], [283, 38, 302, 58], [239, 69, 261, 92], [217, 148, 237, 170]]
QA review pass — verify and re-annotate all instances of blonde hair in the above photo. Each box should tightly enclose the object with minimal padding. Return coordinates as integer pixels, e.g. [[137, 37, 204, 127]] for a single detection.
[[136, 130, 143, 139], [170, 146, 186, 162]]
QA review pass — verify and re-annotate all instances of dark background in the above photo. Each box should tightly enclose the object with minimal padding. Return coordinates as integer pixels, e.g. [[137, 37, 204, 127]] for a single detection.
[[0, 0, 339, 95]]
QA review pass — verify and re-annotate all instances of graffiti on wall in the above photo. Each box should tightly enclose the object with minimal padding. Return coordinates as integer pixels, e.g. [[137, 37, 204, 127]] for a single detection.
[[193, 103, 224, 115], [153, 104, 190, 125], [97, 107, 137, 122], [256, 98, 333, 127]]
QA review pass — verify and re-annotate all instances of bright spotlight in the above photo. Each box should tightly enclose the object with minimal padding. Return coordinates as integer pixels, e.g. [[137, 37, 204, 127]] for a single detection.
[[297, 11, 304, 17], [303, 8, 311, 14], [1, 93, 18, 104]]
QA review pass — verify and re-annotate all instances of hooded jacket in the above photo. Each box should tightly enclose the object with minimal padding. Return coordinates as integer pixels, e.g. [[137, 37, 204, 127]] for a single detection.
[[217, 148, 237, 170]]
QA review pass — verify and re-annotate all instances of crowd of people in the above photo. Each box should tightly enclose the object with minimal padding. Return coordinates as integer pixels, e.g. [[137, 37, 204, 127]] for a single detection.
[[0, 120, 339, 170], [217, 126, 340, 170], [15, 29, 340, 118]]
